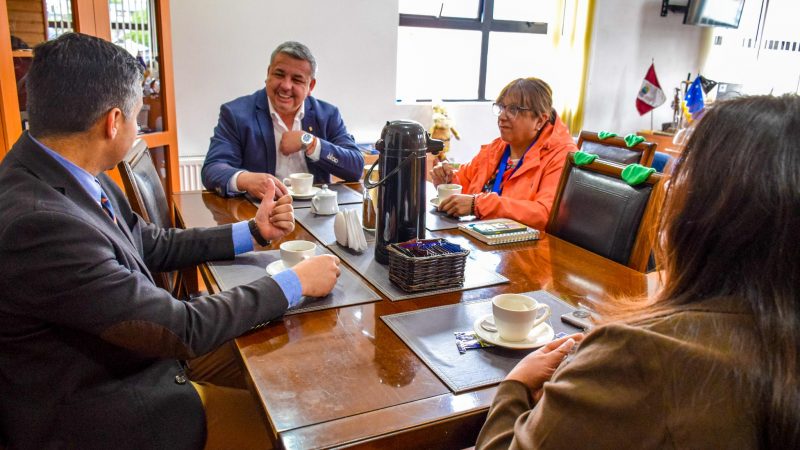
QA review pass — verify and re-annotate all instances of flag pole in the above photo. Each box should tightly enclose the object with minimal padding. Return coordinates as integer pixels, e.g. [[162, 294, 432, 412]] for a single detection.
[[650, 58, 655, 131]]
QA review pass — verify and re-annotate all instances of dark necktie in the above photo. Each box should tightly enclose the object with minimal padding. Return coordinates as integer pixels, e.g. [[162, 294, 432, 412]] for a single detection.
[[99, 190, 117, 224]]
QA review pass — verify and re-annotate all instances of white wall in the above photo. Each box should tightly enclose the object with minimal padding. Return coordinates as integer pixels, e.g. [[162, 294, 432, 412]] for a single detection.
[[172, 0, 399, 156], [582, 0, 708, 135], [172, 0, 515, 163], [700, 0, 800, 98], [171, 0, 709, 162]]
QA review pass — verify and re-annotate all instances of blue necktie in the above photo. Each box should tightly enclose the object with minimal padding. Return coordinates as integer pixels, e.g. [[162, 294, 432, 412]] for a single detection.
[[99, 190, 117, 224]]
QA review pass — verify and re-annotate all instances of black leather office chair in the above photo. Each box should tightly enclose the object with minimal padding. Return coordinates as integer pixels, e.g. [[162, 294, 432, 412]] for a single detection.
[[546, 152, 667, 272], [117, 139, 185, 296], [118, 139, 170, 227], [577, 131, 657, 166]]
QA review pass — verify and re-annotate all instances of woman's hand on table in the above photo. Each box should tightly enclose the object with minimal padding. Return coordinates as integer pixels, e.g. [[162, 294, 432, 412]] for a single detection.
[[506, 333, 584, 401], [293, 255, 341, 298], [505, 333, 584, 399], [430, 162, 456, 186], [439, 193, 473, 217], [254, 179, 295, 240]]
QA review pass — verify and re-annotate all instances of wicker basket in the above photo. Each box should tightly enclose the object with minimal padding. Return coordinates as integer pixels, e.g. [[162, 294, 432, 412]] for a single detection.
[[387, 239, 469, 292]]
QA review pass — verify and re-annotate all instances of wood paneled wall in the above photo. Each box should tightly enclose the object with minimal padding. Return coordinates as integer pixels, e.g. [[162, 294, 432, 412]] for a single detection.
[[6, 0, 45, 47]]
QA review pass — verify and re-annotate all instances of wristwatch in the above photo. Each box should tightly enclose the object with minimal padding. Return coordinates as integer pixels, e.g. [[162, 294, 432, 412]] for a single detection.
[[248, 219, 271, 247], [299, 132, 315, 153]]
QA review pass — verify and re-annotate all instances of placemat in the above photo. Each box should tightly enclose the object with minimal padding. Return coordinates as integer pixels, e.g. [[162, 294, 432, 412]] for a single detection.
[[424, 181, 479, 230], [294, 203, 365, 246], [248, 183, 363, 209], [327, 240, 508, 301], [426, 205, 478, 231], [295, 201, 461, 245], [206, 249, 381, 315], [381, 290, 581, 393]]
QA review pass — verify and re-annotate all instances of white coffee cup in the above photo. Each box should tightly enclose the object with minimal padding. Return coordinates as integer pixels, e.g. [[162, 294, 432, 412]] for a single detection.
[[311, 185, 339, 215], [437, 183, 462, 202], [491, 293, 551, 342], [279, 240, 316, 268], [283, 173, 314, 194]]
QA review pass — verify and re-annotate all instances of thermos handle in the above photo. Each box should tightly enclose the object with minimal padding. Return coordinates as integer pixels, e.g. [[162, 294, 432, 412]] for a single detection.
[[364, 132, 444, 190], [363, 151, 416, 190]]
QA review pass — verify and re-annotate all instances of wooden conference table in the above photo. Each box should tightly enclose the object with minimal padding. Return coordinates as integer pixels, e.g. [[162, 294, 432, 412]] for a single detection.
[[174, 188, 659, 449]]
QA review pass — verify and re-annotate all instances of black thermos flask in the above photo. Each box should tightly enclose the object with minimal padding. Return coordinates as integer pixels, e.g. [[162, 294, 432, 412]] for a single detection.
[[365, 120, 443, 264]]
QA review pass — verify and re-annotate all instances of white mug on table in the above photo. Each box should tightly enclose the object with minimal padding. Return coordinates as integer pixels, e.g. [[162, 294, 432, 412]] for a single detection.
[[283, 173, 314, 194], [491, 293, 551, 341], [437, 183, 462, 202], [279, 240, 316, 267]]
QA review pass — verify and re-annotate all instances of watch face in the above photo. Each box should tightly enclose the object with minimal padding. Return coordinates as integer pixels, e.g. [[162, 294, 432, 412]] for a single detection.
[[301, 133, 314, 145]]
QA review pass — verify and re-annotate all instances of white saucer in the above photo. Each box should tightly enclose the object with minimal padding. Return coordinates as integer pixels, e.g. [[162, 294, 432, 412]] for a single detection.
[[266, 260, 289, 276], [429, 197, 440, 207], [473, 314, 555, 349], [288, 186, 320, 199], [311, 206, 339, 216]]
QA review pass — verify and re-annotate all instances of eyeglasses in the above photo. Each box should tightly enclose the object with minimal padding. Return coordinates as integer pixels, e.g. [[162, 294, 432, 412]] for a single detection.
[[492, 103, 531, 119]]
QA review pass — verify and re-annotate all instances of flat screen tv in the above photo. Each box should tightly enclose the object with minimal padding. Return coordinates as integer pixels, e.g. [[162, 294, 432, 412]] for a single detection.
[[684, 0, 746, 28]]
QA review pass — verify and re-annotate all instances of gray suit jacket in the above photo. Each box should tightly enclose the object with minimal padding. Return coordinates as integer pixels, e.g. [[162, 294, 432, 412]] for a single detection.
[[0, 133, 289, 449]]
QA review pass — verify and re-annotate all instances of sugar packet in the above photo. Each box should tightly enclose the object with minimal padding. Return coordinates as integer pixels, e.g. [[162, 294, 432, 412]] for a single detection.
[[454, 331, 494, 354]]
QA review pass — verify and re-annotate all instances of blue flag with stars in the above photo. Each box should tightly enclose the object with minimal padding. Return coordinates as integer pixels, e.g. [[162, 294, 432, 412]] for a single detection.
[[685, 76, 705, 117]]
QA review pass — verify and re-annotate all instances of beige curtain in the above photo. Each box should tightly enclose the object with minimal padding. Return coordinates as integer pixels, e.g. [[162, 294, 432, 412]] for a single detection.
[[549, 0, 596, 134]]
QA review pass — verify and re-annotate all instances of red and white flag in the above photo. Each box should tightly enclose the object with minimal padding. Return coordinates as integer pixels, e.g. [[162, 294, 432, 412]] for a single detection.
[[636, 63, 666, 115]]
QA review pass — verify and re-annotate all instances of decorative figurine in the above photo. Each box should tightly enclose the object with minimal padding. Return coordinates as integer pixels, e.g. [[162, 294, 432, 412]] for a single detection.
[[429, 104, 460, 162]]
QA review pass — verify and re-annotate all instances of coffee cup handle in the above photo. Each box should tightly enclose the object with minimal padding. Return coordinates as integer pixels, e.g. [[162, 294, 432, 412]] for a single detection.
[[311, 195, 320, 212], [283, 178, 291, 187], [531, 304, 551, 329]]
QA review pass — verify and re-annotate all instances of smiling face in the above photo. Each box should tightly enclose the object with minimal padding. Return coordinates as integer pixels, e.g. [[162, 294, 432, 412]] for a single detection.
[[265, 52, 316, 119]]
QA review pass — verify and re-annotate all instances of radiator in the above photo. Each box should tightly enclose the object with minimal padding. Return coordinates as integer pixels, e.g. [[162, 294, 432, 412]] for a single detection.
[[178, 157, 205, 191]]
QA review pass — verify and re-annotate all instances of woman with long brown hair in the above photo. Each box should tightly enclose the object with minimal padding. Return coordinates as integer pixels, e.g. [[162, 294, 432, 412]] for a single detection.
[[475, 94, 800, 449]]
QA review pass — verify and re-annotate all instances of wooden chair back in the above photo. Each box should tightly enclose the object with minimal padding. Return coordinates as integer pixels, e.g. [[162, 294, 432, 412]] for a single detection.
[[546, 152, 667, 272], [577, 130, 657, 167]]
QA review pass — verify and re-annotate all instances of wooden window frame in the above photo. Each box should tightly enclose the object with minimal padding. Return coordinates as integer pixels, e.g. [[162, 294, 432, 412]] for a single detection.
[[0, 0, 180, 205]]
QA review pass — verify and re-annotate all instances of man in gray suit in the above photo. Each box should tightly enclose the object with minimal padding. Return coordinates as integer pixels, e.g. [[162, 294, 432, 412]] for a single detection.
[[0, 33, 340, 449]]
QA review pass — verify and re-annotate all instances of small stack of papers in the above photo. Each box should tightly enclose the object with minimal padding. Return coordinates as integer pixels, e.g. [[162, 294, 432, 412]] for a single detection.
[[458, 218, 540, 245]]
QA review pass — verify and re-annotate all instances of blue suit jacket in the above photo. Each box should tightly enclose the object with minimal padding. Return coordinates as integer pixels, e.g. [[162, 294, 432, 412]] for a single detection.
[[202, 89, 364, 196]]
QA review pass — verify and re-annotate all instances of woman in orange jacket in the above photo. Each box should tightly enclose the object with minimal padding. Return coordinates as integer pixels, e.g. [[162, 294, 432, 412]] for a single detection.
[[430, 78, 576, 230]]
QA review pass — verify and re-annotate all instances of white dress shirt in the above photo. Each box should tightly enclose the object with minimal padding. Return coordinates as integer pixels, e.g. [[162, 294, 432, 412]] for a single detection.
[[229, 97, 321, 193]]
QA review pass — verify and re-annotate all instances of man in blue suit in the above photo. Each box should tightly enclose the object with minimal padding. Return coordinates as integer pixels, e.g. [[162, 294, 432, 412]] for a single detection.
[[202, 41, 364, 198]]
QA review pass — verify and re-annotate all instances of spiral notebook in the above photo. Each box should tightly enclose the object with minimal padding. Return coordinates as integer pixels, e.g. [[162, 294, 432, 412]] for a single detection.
[[458, 218, 540, 245]]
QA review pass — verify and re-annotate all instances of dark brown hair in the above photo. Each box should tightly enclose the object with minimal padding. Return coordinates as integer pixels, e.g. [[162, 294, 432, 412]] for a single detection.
[[496, 77, 553, 117], [646, 95, 800, 447], [26, 33, 143, 138]]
